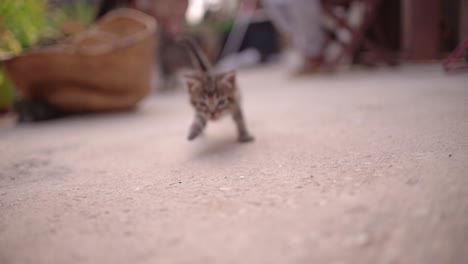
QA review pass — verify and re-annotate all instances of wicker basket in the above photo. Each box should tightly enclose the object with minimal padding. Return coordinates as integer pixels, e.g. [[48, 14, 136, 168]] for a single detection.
[[3, 8, 157, 112]]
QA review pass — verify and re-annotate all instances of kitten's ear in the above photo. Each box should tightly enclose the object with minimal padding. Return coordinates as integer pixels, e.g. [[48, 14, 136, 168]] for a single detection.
[[219, 71, 237, 89], [183, 72, 202, 92]]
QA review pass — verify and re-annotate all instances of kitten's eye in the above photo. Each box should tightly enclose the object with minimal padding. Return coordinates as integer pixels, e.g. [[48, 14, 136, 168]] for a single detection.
[[198, 102, 207, 108], [218, 99, 226, 105]]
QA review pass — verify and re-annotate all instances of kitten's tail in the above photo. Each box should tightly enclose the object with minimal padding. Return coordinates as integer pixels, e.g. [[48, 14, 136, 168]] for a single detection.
[[176, 37, 212, 72]]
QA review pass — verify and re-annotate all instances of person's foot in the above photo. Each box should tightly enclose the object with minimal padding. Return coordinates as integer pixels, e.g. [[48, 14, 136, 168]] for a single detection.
[[291, 56, 324, 77]]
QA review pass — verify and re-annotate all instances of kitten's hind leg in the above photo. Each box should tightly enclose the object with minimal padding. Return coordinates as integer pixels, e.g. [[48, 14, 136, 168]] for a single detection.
[[232, 107, 254, 143], [188, 113, 206, 141]]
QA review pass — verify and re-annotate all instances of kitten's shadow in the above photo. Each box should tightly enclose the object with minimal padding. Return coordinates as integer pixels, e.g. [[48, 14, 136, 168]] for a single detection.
[[191, 136, 246, 158]]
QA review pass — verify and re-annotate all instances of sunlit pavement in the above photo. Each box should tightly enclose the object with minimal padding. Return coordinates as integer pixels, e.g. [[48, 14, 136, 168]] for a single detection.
[[1, 64, 467, 264]]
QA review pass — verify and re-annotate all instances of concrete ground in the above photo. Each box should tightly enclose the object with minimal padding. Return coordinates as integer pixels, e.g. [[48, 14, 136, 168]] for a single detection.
[[0, 64, 467, 264]]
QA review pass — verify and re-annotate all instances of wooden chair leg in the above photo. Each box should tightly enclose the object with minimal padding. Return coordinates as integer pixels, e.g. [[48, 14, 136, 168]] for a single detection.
[[369, 20, 399, 66], [322, 0, 394, 69]]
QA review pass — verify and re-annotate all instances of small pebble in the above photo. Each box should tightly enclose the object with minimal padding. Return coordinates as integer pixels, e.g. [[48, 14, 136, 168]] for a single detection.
[[289, 236, 304, 245], [346, 233, 370, 247], [239, 176, 245, 179], [332, 261, 346, 264], [354, 233, 370, 246], [448, 154, 452, 157], [414, 207, 429, 217], [219, 187, 231, 192], [406, 178, 419, 186], [238, 208, 248, 214]]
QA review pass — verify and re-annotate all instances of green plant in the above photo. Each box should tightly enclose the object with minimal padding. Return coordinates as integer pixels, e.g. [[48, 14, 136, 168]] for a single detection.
[[0, 0, 48, 49], [0, 65, 14, 109], [48, 0, 95, 34], [0, 0, 48, 109], [0, 0, 96, 109], [0, 0, 47, 108], [65, 0, 95, 26]]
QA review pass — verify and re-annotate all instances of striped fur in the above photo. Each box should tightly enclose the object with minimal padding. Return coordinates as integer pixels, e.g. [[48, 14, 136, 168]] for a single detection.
[[178, 38, 254, 142]]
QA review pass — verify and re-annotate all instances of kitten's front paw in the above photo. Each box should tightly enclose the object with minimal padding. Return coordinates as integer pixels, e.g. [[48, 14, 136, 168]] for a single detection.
[[188, 130, 201, 141], [238, 134, 255, 143]]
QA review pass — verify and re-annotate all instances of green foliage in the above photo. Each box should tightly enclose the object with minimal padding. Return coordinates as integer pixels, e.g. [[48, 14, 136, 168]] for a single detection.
[[0, 0, 48, 108], [0, 65, 14, 109], [65, 0, 95, 26], [0, 0, 95, 49], [0, 0, 48, 49], [48, 0, 95, 33], [0, 0, 95, 108]]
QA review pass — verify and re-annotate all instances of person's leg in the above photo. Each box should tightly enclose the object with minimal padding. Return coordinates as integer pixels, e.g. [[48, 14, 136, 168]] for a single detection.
[[290, 0, 326, 73], [264, 0, 326, 73], [290, 0, 325, 57], [261, 0, 293, 34]]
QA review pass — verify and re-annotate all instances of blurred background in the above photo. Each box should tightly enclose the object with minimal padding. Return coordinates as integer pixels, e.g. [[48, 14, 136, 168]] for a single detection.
[[0, 0, 467, 117], [1, 2, 468, 263]]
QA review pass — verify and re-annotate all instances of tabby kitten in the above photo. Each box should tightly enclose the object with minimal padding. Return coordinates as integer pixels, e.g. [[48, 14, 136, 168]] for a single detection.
[[179, 39, 254, 143]]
